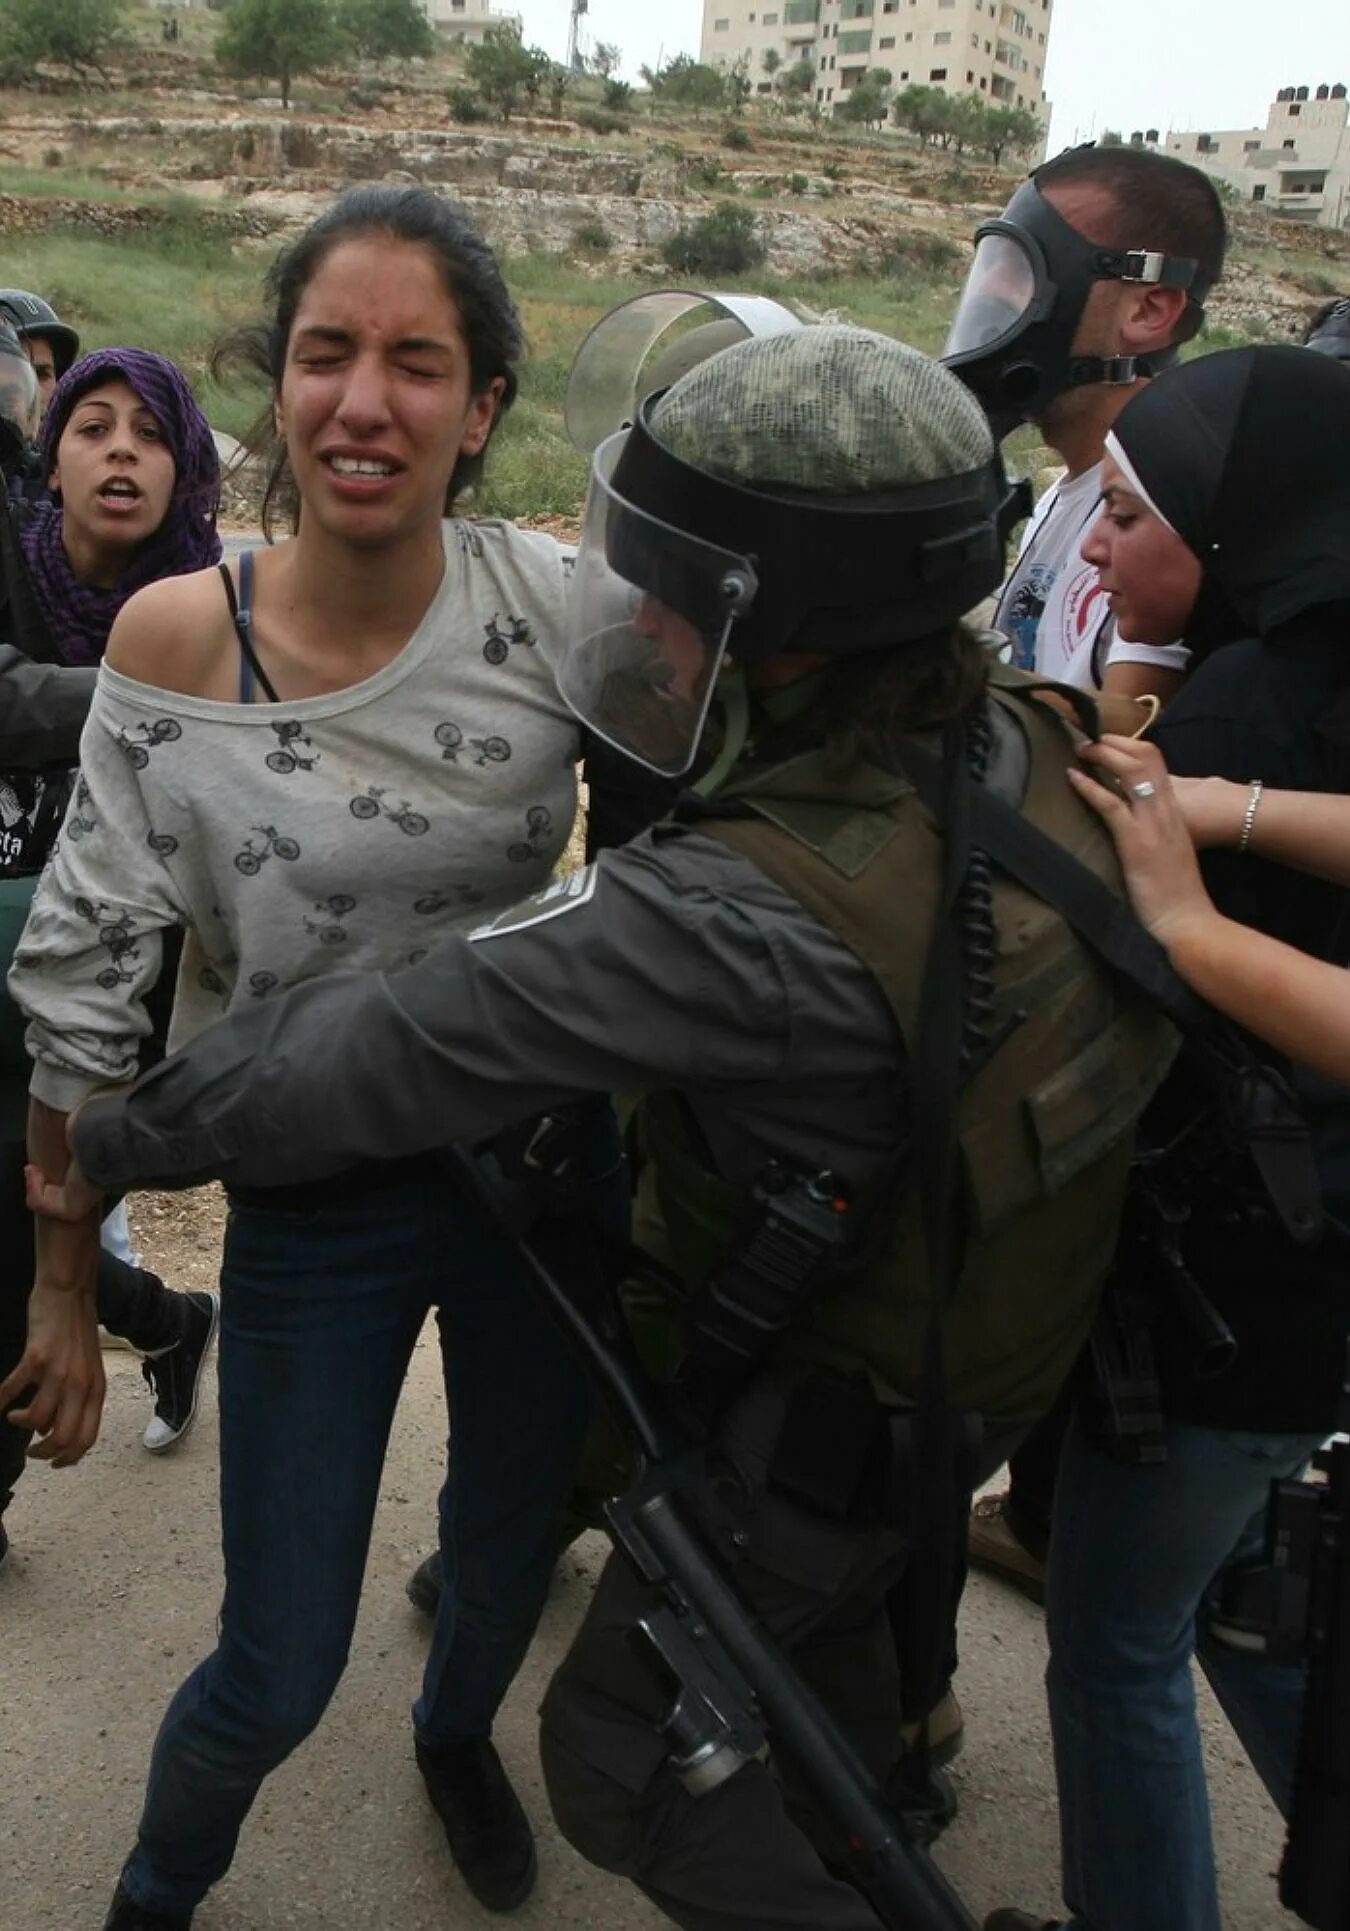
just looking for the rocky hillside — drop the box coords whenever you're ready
[1,89,1344,341]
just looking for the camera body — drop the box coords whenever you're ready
[1208,1464,1328,1664]
[1208,1433,1350,1930]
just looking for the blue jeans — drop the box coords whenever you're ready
[1047,1415,1322,1931]
[122,1138,620,1918]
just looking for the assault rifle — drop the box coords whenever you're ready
[447,1136,977,1931]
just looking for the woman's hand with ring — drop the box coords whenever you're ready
[1068,736,1223,953]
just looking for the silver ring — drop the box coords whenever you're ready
[1130,780,1158,801]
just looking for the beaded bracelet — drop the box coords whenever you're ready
[1237,779,1265,855]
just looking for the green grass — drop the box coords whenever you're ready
[0,235,988,519]
[0,228,263,436]
[0,164,191,205]
[474,255,669,520]
[478,255,971,521]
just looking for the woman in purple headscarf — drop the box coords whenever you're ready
[21,346,222,664]
[0,349,223,1569]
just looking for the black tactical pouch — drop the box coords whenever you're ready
[768,1370,907,1528]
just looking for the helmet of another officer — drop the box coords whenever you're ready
[0,290,80,380]
[0,318,40,449]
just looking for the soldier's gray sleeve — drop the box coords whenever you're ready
[0,648,96,765]
[74,830,895,1194]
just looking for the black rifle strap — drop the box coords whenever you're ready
[903,721,982,1725]
[891,735,1211,1031]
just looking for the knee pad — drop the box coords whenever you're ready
[540,1713,650,1877]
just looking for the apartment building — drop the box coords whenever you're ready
[1163,83,1350,231]
[423,0,522,39]
[699,0,1053,121]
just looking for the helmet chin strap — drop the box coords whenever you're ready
[691,665,752,800]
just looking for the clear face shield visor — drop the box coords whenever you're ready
[552,433,759,777]
[943,230,1045,361]
[0,338,39,444]
[564,290,805,456]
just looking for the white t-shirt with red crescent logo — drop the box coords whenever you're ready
[994,461,1190,692]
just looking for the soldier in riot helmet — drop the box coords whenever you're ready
[0,319,40,465]
[35,328,1180,1930]
[0,290,80,419]
[0,316,71,725]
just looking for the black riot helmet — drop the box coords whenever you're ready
[552,326,1009,776]
[1305,298,1350,362]
[0,318,40,477]
[0,289,80,378]
[944,161,1218,441]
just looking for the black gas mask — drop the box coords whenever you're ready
[943,175,1213,441]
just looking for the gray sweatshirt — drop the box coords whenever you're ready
[11,519,581,1111]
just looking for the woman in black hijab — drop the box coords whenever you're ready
[1097,340,1350,667]
[991,345,1350,1931]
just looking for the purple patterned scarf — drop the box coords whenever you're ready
[19,347,222,666]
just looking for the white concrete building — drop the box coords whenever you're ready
[424,0,523,41]
[699,0,1053,122]
[1163,82,1350,231]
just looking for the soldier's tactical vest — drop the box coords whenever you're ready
[640,679,1179,1439]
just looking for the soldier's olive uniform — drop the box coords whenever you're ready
[75,674,1175,1930]
[70,328,1178,1929]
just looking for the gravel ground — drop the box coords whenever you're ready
[1,1188,1302,1930]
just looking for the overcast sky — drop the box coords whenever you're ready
[516,0,1349,148]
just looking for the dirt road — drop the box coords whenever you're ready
[2,1189,1301,1930]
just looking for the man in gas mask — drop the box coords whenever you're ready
[945,144,1226,698]
[944,144,1226,1600]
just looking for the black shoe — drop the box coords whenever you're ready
[0,1517,8,1572]
[407,1548,444,1618]
[103,1879,193,1928]
[416,1736,537,1912]
[141,1291,219,1454]
[887,1760,959,1847]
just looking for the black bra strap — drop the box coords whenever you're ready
[218,553,280,706]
